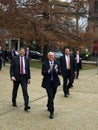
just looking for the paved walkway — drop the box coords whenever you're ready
[0,65,98,130]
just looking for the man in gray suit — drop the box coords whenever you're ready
[10,48,31,111]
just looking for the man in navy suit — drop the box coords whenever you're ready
[60,48,77,97]
[74,50,82,79]
[41,52,61,119]
[10,48,31,111]
[25,47,31,60]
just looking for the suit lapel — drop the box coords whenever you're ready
[17,56,20,69]
[47,61,50,68]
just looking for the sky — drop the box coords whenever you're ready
[59,0,88,31]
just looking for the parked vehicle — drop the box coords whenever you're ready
[30,50,42,59]
[54,51,63,60]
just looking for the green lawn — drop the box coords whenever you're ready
[30,60,97,70]
[30,60,42,69]
[82,63,96,70]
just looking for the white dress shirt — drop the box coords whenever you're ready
[65,55,70,69]
[76,54,79,63]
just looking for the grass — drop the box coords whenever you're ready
[82,63,96,70]
[30,60,42,69]
[30,60,97,70]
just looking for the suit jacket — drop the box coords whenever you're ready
[59,54,76,77]
[9,50,17,60]
[74,54,82,69]
[25,50,32,60]
[41,60,61,89]
[0,50,3,61]
[10,55,31,81]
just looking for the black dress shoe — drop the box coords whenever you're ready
[24,106,31,111]
[71,85,74,87]
[64,94,68,97]
[69,85,73,88]
[12,102,17,107]
[70,85,74,88]
[47,108,49,111]
[49,113,54,119]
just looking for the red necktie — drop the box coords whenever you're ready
[20,57,24,74]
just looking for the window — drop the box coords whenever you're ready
[95,1,98,12]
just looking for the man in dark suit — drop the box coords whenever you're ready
[60,48,77,97]
[74,50,82,79]
[41,52,61,119]
[10,48,31,111]
[9,48,17,61]
[2,48,8,66]
[25,47,31,60]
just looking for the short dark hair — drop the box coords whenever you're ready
[19,47,25,51]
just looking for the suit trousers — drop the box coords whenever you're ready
[12,74,29,107]
[63,70,74,94]
[0,59,2,70]
[76,63,80,78]
[46,81,57,114]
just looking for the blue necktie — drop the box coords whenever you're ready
[51,62,54,81]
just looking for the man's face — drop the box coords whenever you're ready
[77,51,79,54]
[48,52,54,61]
[65,49,70,55]
[26,47,29,51]
[19,49,25,57]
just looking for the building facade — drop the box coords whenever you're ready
[88,0,98,53]
[5,38,21,51]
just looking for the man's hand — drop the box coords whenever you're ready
[11,77,16,81]
[28,79,31,84]
[54,64,58,70]
[74,71,77,79]
[50,64,52,71]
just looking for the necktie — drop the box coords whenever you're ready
[26,51,29,58]
[20,57,24,74]
[67,55,70,70]
[51,62,54,81]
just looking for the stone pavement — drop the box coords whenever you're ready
[0,65,98,130]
